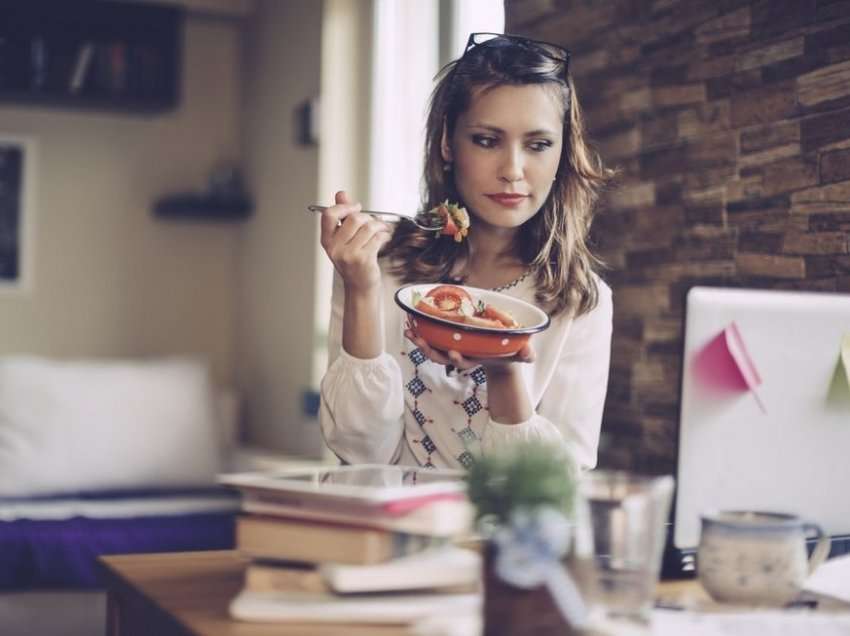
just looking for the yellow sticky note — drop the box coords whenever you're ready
[843,333,850,393]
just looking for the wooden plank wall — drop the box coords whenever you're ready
[506,0,850,474]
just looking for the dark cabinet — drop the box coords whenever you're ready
[0,0,183,114]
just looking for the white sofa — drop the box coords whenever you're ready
[0,355,327,636]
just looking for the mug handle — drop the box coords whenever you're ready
[803,523,831,574]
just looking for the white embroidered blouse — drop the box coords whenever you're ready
[319,264,613,471]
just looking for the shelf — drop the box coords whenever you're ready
[0,0,183,114]
[153,193,253,221]
[0,89,176,114]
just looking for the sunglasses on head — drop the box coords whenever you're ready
[461,32,571,78]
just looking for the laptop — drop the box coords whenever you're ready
[663,286,850,579]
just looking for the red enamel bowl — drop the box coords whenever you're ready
[394,284,550,358]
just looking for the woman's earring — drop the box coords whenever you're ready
[443,162,452,173]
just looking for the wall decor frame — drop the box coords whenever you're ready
[0,135,36,293]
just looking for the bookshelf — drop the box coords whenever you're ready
[0,0,183,114]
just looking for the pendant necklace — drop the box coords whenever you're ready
[491,267,534,292]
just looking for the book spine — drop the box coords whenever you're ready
[246,491,376,515]
[379,492,465,516]
[30,37,47,91]
[388,533,447,561]
[241,488,463,518]
[109,42,127,95]
[241,497,470,537]
[242,500,410,532]
[68,42,94,94]
[236,516,444,566]
[244,564,328,595]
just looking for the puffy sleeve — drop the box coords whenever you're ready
[480,281,613,470]
[319,273,406,464]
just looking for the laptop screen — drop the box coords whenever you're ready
[673,286,850,550]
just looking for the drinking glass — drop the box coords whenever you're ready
[573,470,674,632]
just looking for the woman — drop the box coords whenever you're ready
[318,33,613,471]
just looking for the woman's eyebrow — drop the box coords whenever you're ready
[464,123,503,132]
[465,123,557,137]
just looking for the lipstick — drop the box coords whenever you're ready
[486,193,529,207]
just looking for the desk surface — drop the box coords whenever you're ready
[99,550,714,636]
[101,550,420,636]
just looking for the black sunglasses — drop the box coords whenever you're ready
[461,32,571,78]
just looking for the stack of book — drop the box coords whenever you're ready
[220,465,482,634]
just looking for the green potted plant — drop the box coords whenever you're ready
[465,442,591,636]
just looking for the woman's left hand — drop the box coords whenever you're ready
[403,321,536,372]
[404,321,536,422]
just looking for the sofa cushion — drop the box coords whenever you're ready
[0,512,236,588]
[0,356,223,497]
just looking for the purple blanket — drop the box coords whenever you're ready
[0,513,235,589]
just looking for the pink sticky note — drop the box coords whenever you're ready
[842,334,850,393]
[693,322,765,412]
[724,322,762,390]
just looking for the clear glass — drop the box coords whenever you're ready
[571,470,674,632]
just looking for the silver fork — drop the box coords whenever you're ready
[307,205,444,232]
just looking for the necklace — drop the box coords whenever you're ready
[491,267,534,292]
[446,267,534,292]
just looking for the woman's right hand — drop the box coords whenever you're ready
[319,191,392,295]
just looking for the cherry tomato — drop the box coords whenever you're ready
[441,216,459,237]
[415,299,460,322]
[426,285,472,311]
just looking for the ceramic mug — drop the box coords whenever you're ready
[697,510,831,606]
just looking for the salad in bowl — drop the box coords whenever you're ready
[395,284,550,358]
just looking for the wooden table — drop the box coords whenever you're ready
[100,550,428,636]
[96,550,818,636]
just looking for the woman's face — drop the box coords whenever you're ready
[445,83,564,233]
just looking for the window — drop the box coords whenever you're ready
[312,0,504,395]
[368,0,503,213]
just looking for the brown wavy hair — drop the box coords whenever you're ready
[382,36,613,318]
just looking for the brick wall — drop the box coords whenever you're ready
[506,0,850,474]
